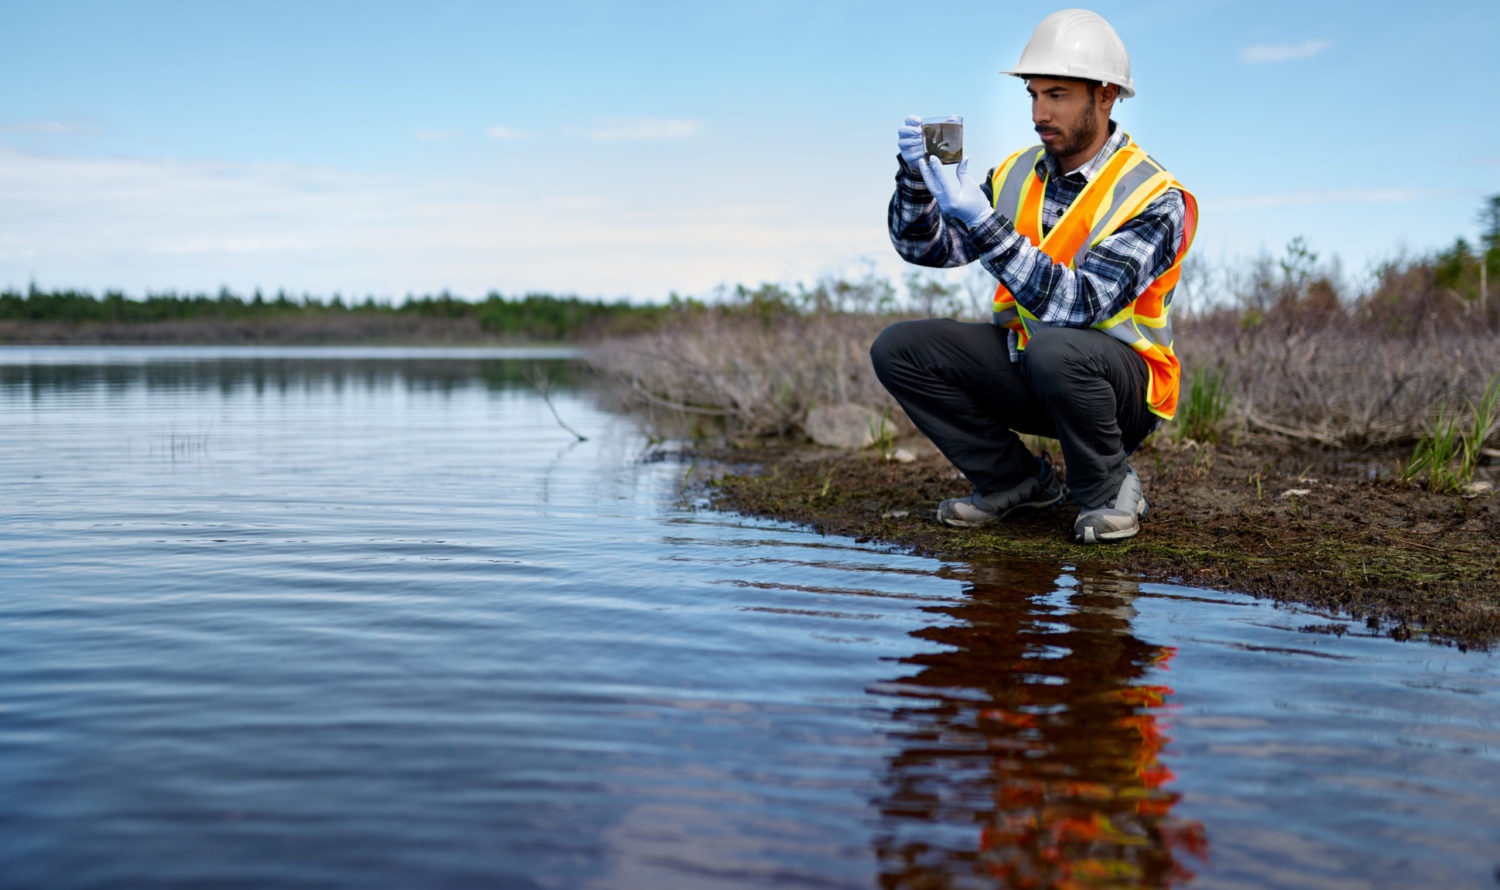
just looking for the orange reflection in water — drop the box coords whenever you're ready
[875,565,1208,889]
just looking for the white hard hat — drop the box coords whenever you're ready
[1001,8,1135,99]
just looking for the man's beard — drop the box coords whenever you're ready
[1038,91,1099,159]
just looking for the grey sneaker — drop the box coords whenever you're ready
[937,456,1064,528]
[1073,468,1148,544]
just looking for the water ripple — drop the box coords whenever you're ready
[3,348,1499,889]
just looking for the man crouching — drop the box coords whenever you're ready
[871,8,1198,544]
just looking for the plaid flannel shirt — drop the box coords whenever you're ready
[888,124,1186,360]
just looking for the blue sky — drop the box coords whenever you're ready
[3,0,1496,304]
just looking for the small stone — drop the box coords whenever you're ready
[804,403,879,449]
[891,448,916,463]
[881,510,910,519]
[1462,480,1494,498]
[1279,488,1312,499]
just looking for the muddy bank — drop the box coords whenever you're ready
[695,437,1500,647]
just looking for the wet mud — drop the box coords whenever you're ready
[695,437,1500,647]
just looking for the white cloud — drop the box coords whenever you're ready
[0,147,870,300]
[569,117,701,143]
[486,125,524,141]
[1241,39,1332,63]
[0,120,92,136]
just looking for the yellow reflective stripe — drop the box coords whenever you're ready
[1102,319,1154,352]
[990,146,1045,222]
[988,154,1022,210]
[1041,145,1139,259]
[1078,152,1156,250]
[1088,149,1150,230]
[1098,302,1134,328]
[1132,311,1170,330]
[1090,170,1172,250]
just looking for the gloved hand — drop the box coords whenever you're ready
[897,115,927,168]
[918,157,993,228]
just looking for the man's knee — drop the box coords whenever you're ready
[1021,327,1093,391]
[870,318,941,376]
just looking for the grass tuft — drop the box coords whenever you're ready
[1401,372,1499,492]
[1176,365,1231,444]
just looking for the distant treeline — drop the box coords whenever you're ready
[4,195,1498,345]
[0,286,671,342]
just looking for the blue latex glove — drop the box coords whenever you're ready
[897,115,927,168]
[918,156,993,228]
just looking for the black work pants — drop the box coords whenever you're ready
[869,319,1157,509]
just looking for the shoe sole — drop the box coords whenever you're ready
[937,490,1064,529]
[1074,524,1140,544]
[1072,501,1148,544]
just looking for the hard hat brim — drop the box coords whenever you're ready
[1001,68,1135,100]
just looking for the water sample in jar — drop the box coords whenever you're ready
[921,116,963,164]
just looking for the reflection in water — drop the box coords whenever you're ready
[7,347,1500,888]
[876,565,1208,889]
[0,350,587,398]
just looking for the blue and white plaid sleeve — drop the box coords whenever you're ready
[964,188,1186,327]
[887,156,996,269]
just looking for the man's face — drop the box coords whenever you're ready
[1027,77,1105,162]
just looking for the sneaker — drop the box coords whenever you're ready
[937,455,1064,528]
[1072,468,1148,544]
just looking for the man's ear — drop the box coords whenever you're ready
[1097,83,1119,113]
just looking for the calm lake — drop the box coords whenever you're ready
[3,346,1498,889]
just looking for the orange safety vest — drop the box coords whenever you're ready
[990,139,1197,419]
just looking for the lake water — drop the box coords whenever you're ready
[2,346,1498,890]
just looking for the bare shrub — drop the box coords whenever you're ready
[1176,317,1500,447]
[587,306,906,439]
[596,233,1500,451]
[1176,241,1500,448]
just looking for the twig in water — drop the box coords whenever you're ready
[526,365,588,442]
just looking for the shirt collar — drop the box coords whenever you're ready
[1036,121,1127,183]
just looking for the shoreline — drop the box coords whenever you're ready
[7,333,1497,644]
[694,436,1500,647]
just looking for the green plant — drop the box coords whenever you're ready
[868,406,894,458]
[1468,371,1499,462]
[1403,404,1468,492]
[1177,366,1231,444]
[1401,372,1499,492]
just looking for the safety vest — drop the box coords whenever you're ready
[990,139,1197,419]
